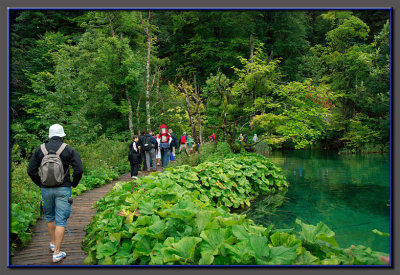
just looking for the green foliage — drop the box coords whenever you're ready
[326,16,370,51]
[340,114,380,152]
[10,123,42,161]
[10,161,41,255]
[249,77,334,149]
[10,10,390,153]
[300,12,390,151]
[82,154,388,265]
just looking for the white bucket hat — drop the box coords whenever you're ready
[49,124,66,138]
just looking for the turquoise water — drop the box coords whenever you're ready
[247,150,391,254]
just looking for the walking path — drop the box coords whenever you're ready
[10,168,160,266]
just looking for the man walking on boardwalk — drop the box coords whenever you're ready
[27,124,83,263]
[143,129,158,172]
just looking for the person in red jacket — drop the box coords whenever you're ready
[209,133,216,142]
[179,132,189,155]
[157,124,172,169]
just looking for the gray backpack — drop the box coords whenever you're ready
[39,143,68,187]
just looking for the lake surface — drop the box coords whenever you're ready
[247,150,391,254]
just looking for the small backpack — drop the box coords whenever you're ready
[159,134,170,150]
[39,143,68,187]
[143,136,153,151]
[180,136,186,144]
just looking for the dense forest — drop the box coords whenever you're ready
[10,9,390,158]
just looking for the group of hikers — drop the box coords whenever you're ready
[127,124,175,179]
[127,124,216,179]
[238,133,259,149]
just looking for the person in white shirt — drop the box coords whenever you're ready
[253,134,258,143]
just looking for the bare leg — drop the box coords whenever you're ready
[47,222,56,244]
[54,226,65,254]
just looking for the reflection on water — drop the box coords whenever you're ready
[247,150,390,253]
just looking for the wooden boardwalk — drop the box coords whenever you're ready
[10,167,161,266]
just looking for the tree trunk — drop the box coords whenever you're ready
[230,122,241,153]
[109,13,134,137]
[125,88,134,137]
[141,11,152,129]
[248,35,256,122]
[249,35,254,63]
[136,94,143,135]
[156,68,165,114]
[267,48,274,64]
[248,35,254,74]
[107,12,115,37]
[193,74,202,145]
[180,80,196,142]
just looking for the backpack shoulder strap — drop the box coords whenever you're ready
[40,144,48,155]
[56,143,68,156]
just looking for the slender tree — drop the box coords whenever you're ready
[141,11,152,128]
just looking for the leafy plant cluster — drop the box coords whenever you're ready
[82,154,388,265]
[10,138,130,254]
[71,169,120,197]
[170,153,288,208]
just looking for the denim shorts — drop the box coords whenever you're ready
[41,187,71,227]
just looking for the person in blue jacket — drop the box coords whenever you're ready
[143,129,158,172]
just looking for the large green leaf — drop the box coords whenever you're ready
[270,231,301,249]
[232,224,251,241]
[99,256,113,265]
[108,232,121,245]
[200,228,227,256]
[295,247,320,265]
[198,251,215,265]
[248,235,270,264]
[163,237,202,264]
[143,215,165,239]
[136,214,152,225]
[225,240,253,264]
[115,240,132,258]
[216,214,246,227]
[134,235,157,256]
[83,254,96,265]
[267,245,297,265]
[296,219,339,247]
[194,210,216,233]
[139,201,156,215]
[96,241,118,259]
[149,242,164,265]
[167,199,198,221]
